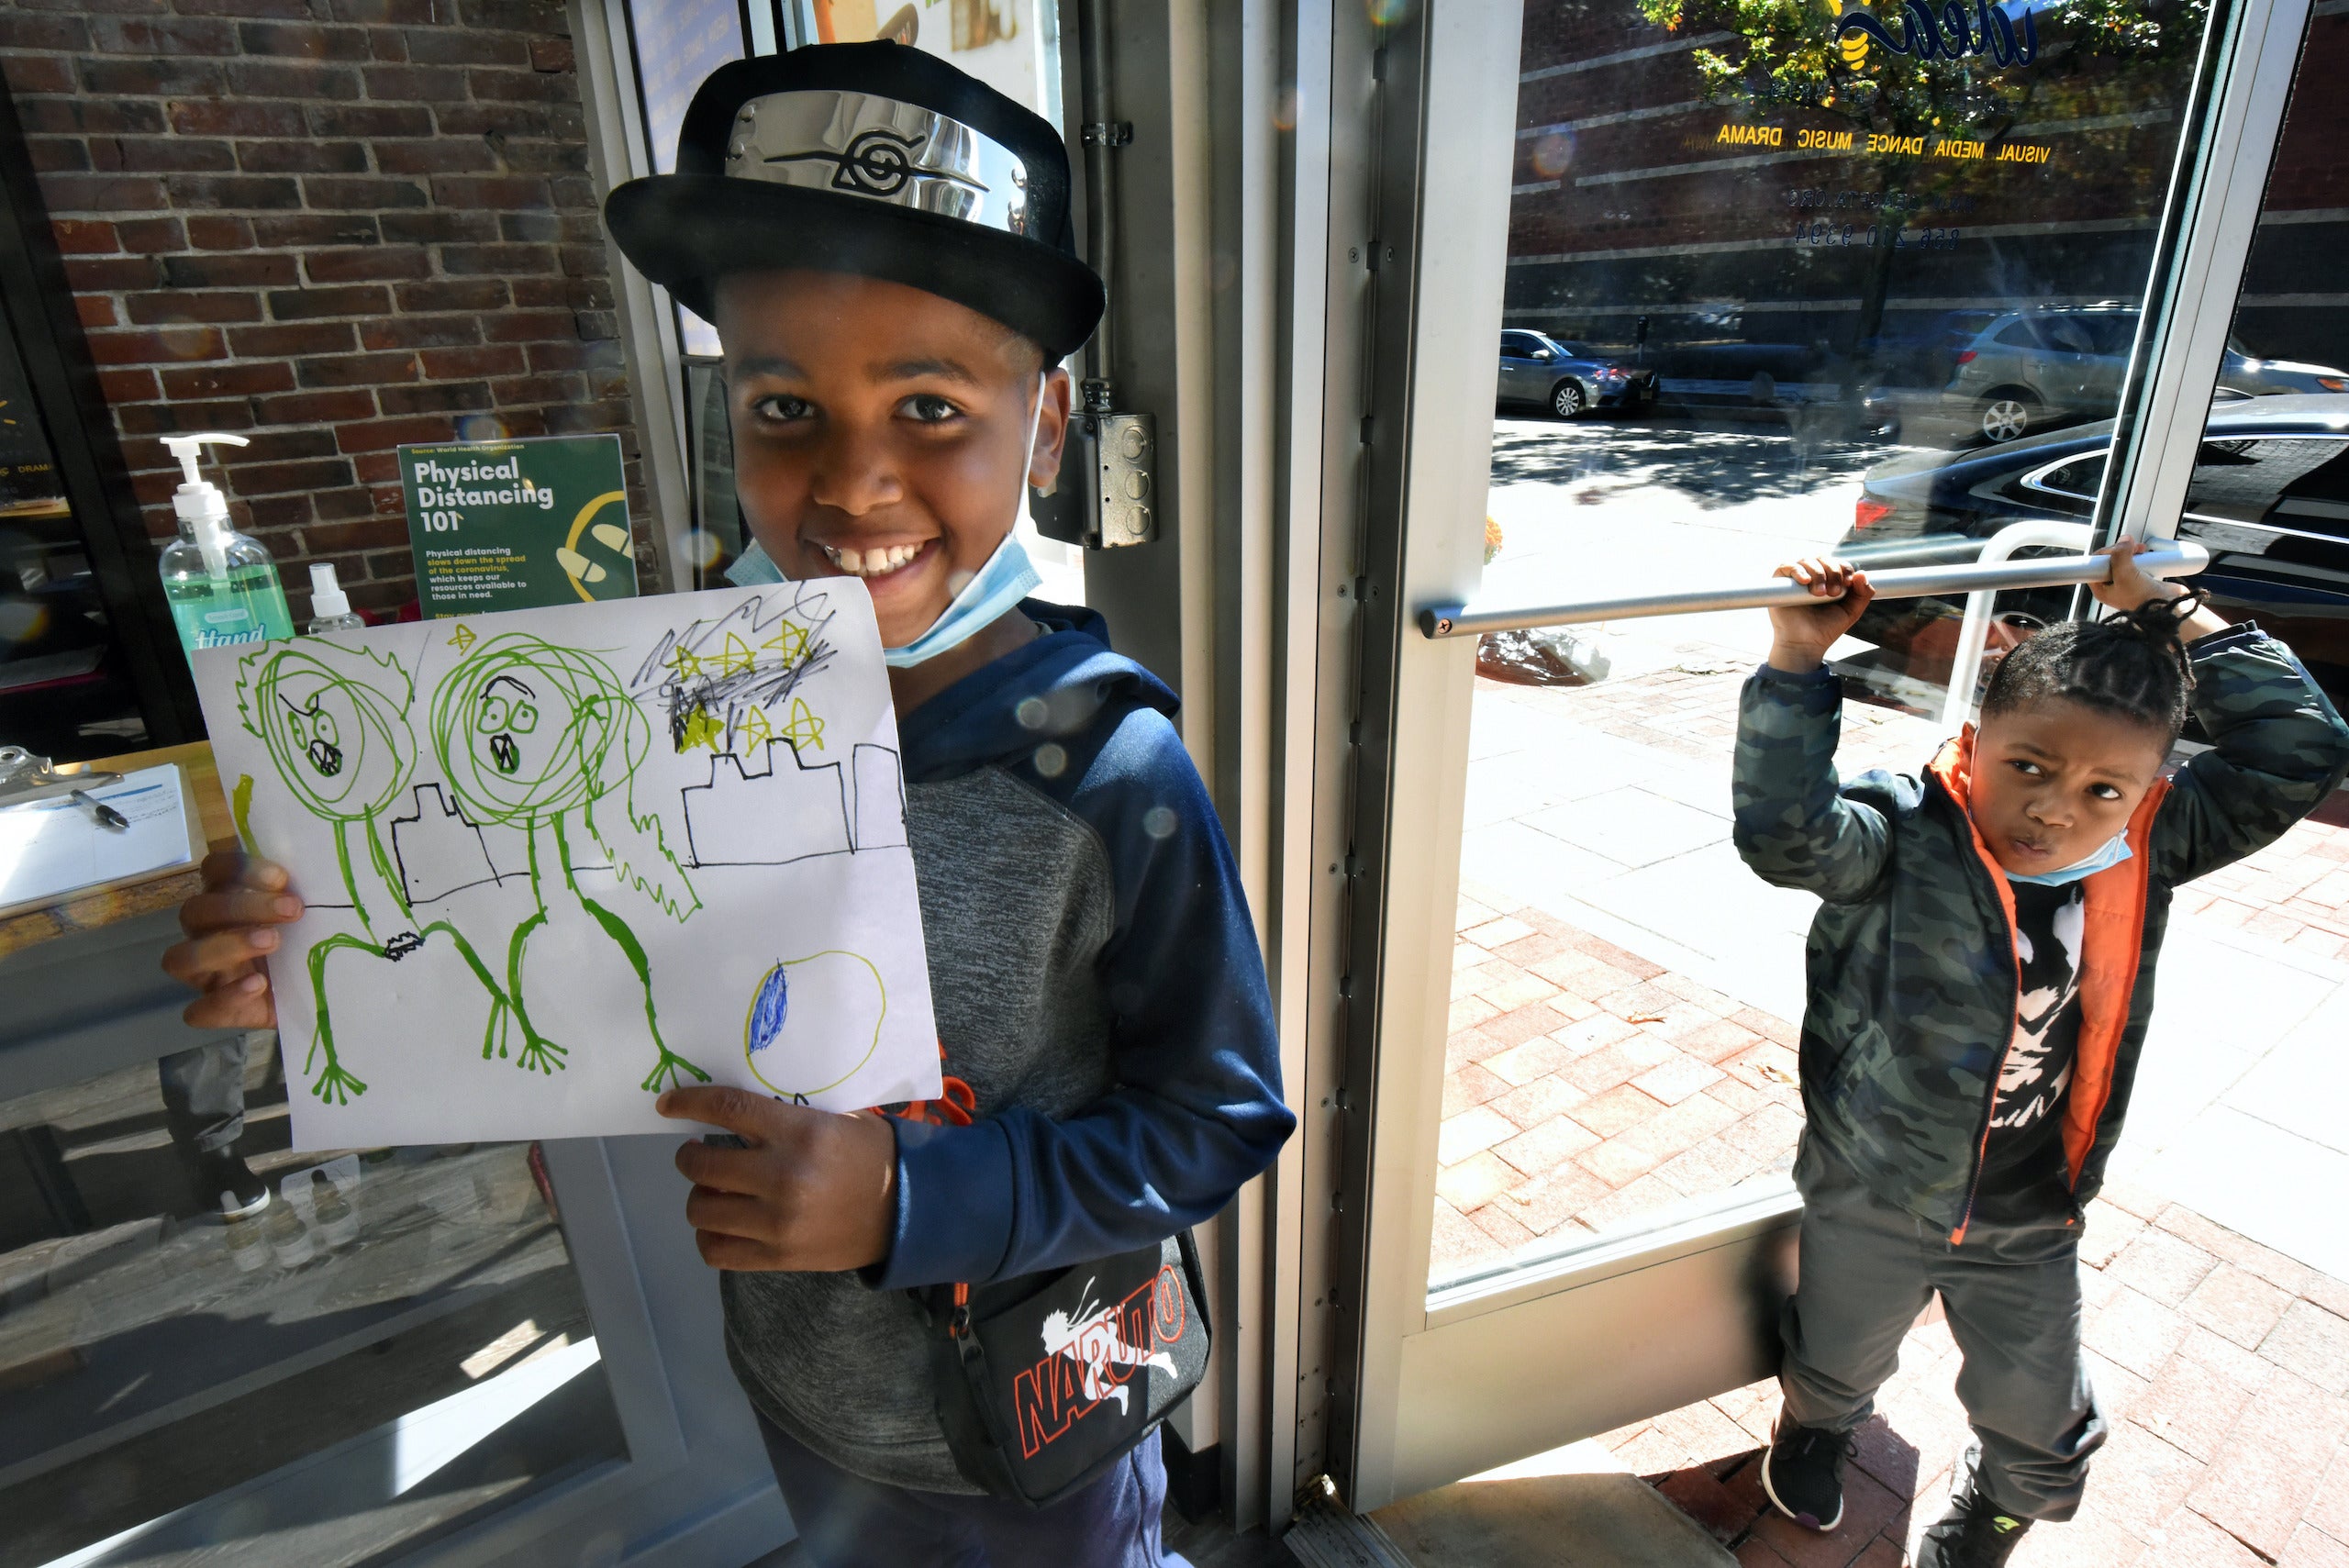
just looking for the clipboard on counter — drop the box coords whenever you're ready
[0,763,206,920]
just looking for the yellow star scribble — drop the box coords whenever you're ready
[739,705,774,750]
[718,632,756,676]
[448,624,477,654]
[779,697,824,752]
[763,620,809,663]
[667,644,704,678]
[677,706,725,751]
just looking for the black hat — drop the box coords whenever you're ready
[604,43,1104,360]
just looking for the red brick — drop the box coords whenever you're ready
[2110,1229,2221,1308]
[88,14,239,51]
[2265,1303,2349,1396]
[19,100,166,137]
[112,217,186,254]
[471,66,570,105]
[253,390,378,425]
[230,321,359,358]
[419,344,525,378]
[58,255,157,293]
[478,308,578,344]
[28,139,94,175]
[39,175,170,214]
[49,219,118,255]
[2,56,75,96]
[96,368,161,405]
[300,517,411,553]
[300,176,429,211]
[2181,1263,2297,1351]
[395,279,508,314]
[185,216,256,250]
[232,459,354,496]
[164,174,305,210]
[126,292,263,326]
[237,139,372,175]
[161,362,296,399]
[304,103,433,138]
[362,63,469,101]
[375,381,495,416]
[266,285,393,321]
[2188,1369,2349,1560]
[401,26,529,65]
[250,214,381,249]
[334,415,458,452]
[2132,1353,2254,1462]
[108,138,239,173]
[0,14,90,49]
[296,352,419,388]
[377,210,501,246]
[169,101,306,139]
[237,19,372,57]
[79,57,228,97]
[162,253,299,289]
[358,316,482,351]
[87,327,228,366]
[374,139,500,175]
[351,451,404,484]
[223,60,362,100]
[76,296,118,328]
[2280,1525,2349,1568]
[304,246,431,284]
[441,243,557,277]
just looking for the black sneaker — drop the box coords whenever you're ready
[201,1150,270,1218]
[1760,1418,1854,1531]
[1916,1475,2032,1567]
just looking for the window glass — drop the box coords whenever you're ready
[2,1045,628,1563]
[2189,5,2349,705]
[1442,0,2232,1287]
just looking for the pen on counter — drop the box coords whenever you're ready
[71,788,129,830]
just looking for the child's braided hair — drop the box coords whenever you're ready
[1980,590,2208,741]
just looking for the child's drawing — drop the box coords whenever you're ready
[191,582,942,1147]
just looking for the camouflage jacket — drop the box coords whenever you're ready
[1732,625,2349,1238]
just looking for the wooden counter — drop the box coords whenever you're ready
[0,742,237,962]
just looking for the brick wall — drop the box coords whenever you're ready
[0,0,661,627]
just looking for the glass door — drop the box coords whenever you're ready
[1315,0,2310,1509]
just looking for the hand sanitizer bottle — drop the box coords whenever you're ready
[305,562,365,634]
[158,432,295,657]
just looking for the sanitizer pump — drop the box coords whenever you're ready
[159,432,294,657]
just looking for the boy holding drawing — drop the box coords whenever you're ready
[166,44,1291,1567]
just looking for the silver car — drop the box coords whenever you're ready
[1948,305,2349,443]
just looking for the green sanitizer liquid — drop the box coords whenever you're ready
[157,432,295,657]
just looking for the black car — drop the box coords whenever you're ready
[1496,329,1657,419]
[1836,394,2349,705]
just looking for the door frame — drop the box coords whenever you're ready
[1301,0,2315,1515]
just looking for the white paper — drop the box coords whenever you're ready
[188,582,941,1149]
[0,764,193,910]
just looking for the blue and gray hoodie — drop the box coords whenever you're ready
[721,601,1295,1493]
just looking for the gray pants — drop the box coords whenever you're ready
[1779,1138,2107,1521]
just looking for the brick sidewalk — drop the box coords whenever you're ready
[1600,1192,2349,1567]
[1437,665,2349,1280]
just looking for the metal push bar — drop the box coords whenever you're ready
[1417,540,2210,639]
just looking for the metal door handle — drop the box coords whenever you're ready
[1419,540,2209,639]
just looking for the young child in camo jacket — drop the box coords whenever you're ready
[166,43,1293,1568]
[1733,544,2349,1567]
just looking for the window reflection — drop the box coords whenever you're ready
[1,1040,626,1566]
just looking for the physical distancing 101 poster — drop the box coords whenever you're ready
[398,434,638,618]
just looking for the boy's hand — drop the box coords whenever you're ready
[1766,557,1874,673]
[658,1086,899,1273]
[2089,539,2230,639]
[162,851,302,1029]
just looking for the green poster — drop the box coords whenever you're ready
[398,434,638,617]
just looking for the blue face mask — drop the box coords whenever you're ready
[725,373,1050,668]
[2004,830,2134,886]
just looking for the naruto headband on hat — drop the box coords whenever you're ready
[726,90,1032,237]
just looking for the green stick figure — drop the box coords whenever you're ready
[236,641,510,1105]
[430,634,709,1093]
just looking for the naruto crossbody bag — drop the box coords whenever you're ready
[917,1230,1211,1507]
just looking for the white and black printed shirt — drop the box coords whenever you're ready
[1974,880,2086,1224]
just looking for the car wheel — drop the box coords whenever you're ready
[1552,381,1586,419]
[1977,392,2039,443]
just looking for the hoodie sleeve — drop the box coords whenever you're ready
[872,704,1296,1290]
[1731,662,1894,904]
[2149,623,2349,886]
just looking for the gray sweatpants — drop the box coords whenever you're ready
[1778,1138,2108,1521]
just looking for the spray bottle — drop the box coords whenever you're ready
[306,562,365,634]
[158,432,294,657]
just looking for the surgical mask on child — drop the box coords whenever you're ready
[2002,829,2133,887]
[726,373,1050,669]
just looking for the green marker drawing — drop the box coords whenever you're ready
[429,633,709,1094]
[236,640,509,1105]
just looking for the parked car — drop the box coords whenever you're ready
[1496,329,1657,419]
[1945,306,2349,444]
[1837,393,2349,706]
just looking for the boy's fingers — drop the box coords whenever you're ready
[655,1084,798,1142]
[691,1229,785,1272]
[673,1136,774,1194]
[162,928,280,987]
[182,974,273,1030]
[684,1184,777,1241]
[179,886,304,938]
